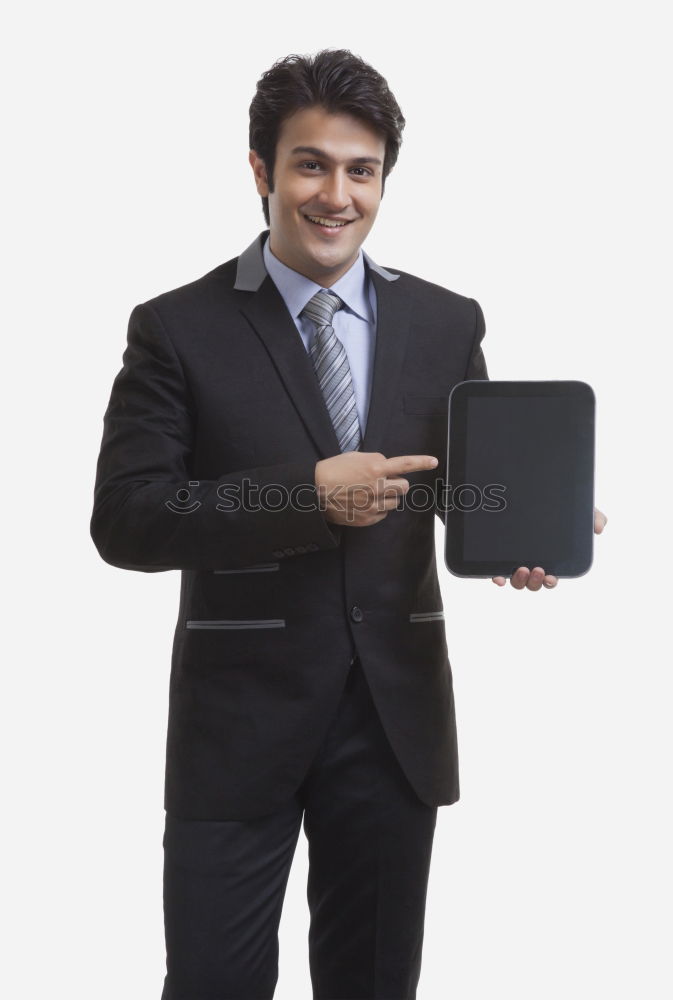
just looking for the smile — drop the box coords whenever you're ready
[304,215,353,228]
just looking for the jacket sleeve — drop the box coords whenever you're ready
[90,301,341,572]
[464,298,489,382]
[435,297,489,525]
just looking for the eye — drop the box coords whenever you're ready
[297,161,373,177]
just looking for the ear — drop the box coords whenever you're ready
[248,150,270,197]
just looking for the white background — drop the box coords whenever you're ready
[3,2,671,997]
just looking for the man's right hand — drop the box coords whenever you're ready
[314,452,439,527]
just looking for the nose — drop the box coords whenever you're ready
[317,169,351,211]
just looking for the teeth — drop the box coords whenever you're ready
[307,215,348,228]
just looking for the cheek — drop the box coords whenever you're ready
[272,175,304,209]
[358,187,380,212]
[289,176,319,205]
[359,199,380,225]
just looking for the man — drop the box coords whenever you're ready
[91,49,606,999]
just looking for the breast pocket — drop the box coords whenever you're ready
[386,394,449,456]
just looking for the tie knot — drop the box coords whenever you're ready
[300,289,344,329]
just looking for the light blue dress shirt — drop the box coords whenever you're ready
[262,234,377,436]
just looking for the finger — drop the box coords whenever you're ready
[542,575,558,588]
[527,567,545,591]
[375,476,410,499]
[374,494,407,512]
[350,489,407,515]
[511,567,530,590]
[492,576,506,586]
[594,507,608,533]
[383,455,439,476]
[349,511,389,527]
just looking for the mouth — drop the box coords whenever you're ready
[304,214,355,235]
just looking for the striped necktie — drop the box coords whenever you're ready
[301,289,362,453]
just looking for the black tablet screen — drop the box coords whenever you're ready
[445,382,595,577]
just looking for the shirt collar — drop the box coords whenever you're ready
[262,233,372,323]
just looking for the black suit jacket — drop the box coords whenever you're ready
[90,229,489,820]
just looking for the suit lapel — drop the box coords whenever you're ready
[235,231,412,460]
[359,266,411,455]
[239,271,342,459]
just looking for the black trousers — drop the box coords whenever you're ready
[161,656,438,999]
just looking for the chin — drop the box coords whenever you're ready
[306,245,343,264]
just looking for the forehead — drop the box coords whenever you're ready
[276,106,385,162]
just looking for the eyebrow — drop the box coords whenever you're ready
[290,145,383,166]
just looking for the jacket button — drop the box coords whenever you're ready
[350,606,364,623]
[272,550,285,558]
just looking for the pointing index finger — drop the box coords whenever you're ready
[383,455,439,476]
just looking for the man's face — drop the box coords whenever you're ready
[249,105,386,286]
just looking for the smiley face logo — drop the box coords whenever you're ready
[165,481,202,514]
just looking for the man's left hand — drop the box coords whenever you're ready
[491,506,608,590]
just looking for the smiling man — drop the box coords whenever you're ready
[91,48,605,1000]
[251,105,385,286]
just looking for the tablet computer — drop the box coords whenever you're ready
[443,380,595,578]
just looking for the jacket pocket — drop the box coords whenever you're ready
[185,618,286,630]
[409,611,445,623]
[213,563,280,574]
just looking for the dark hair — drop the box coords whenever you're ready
[248,49,406,225]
